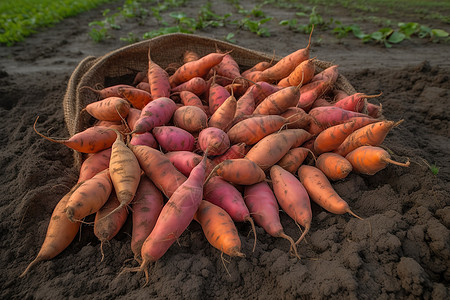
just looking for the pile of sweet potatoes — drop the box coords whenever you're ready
[23,33,410,283]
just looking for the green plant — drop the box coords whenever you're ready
[120,0,149,19]
[238,17,273,37]
[120,32,140,44]
[225,32,236,43]
[196,2,231,30]
[331,19,449,47]
[236,2,267,18]
[88,22,110,42]
[280,6,328,34]
[142,11,196,39]
[88,9,121,42]
[0,0,113,46]
[429,163,440,176]
[421,158,440,176]
[361,27,406,48]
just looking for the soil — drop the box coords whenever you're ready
[1,1,449,299]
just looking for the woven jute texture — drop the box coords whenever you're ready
[63,33,356,168]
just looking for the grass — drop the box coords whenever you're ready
[1,0,449,46]
[301,0,450,17]
[421,158,440,176]
[0,0,117,46]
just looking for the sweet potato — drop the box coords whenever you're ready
[252,85,301,116]
[244,181,298,257]
[276,147,310,174]
[334,120,402,157]
[203,176,257,251]
[131,174,164,260]
[147,49,171,99]
[152,126,195,152]
[169,52,228,87]
[85,97,130,122]
[165,151,215,177]
[194,200,244,258]
[34,118,116,154]
[118,87,152,110]
[131,145,187,198]
[211,143,246,165]
[65,169,113,222]
[205,158,266,186]
[137,154,207,283]
[173,105,208,133]
[270,165,312,245]
[171,77,208,96]
[198,127,230,156]
[130,97,178,134]
[245,129,312,170]
[315,152,353,181]
[257,28,313,82]
[106,129,141,220]
[208,82,231,115]
[94,191,128,261]
[20,183,83,277]
[130,132,158,148]
[208,95,237,131]
[227,115,289,145]
[345,145,410,175]
[298,165,362,219]
[78,148,112,183]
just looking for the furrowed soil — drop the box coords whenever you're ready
[0,1,449,299]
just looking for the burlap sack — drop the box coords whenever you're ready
[63,33,357,168]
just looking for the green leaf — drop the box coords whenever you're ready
[225,32,235,43]
[418,25,431,38]
[362,34,372,43]
[378,27,393,35]
[169,12,186,20]
[388,31,405,43]
[370,31,384,41]
[295,12,308,17]
[431,29,449,38]
[259,17,272,25]
[351,25,365,39]
[398,22,419,38]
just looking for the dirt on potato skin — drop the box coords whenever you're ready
[0,1,449,299]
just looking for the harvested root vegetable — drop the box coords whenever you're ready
[94,191,128,261]
[271,165,312,245]
[345,145,410,175]
[315,152,353,181]
[244,181,299,257]
[131,175,164,261]
[20,183,83,277]
[205,158,266,185]
[194,200,245,258]
[298,165,362,219]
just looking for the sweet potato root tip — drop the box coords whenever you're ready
[294,223,310,246]
[229,248,245,258]
[278,232,299,259]
[33,116,64,144]
[346,208,364,220]
[20,256,41,278]
[383,156,410,168]
[393,119,404,127]
[100,241,106,262]
[307,24,314,50]
[80,85,101,98]
[245,216,257,253]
